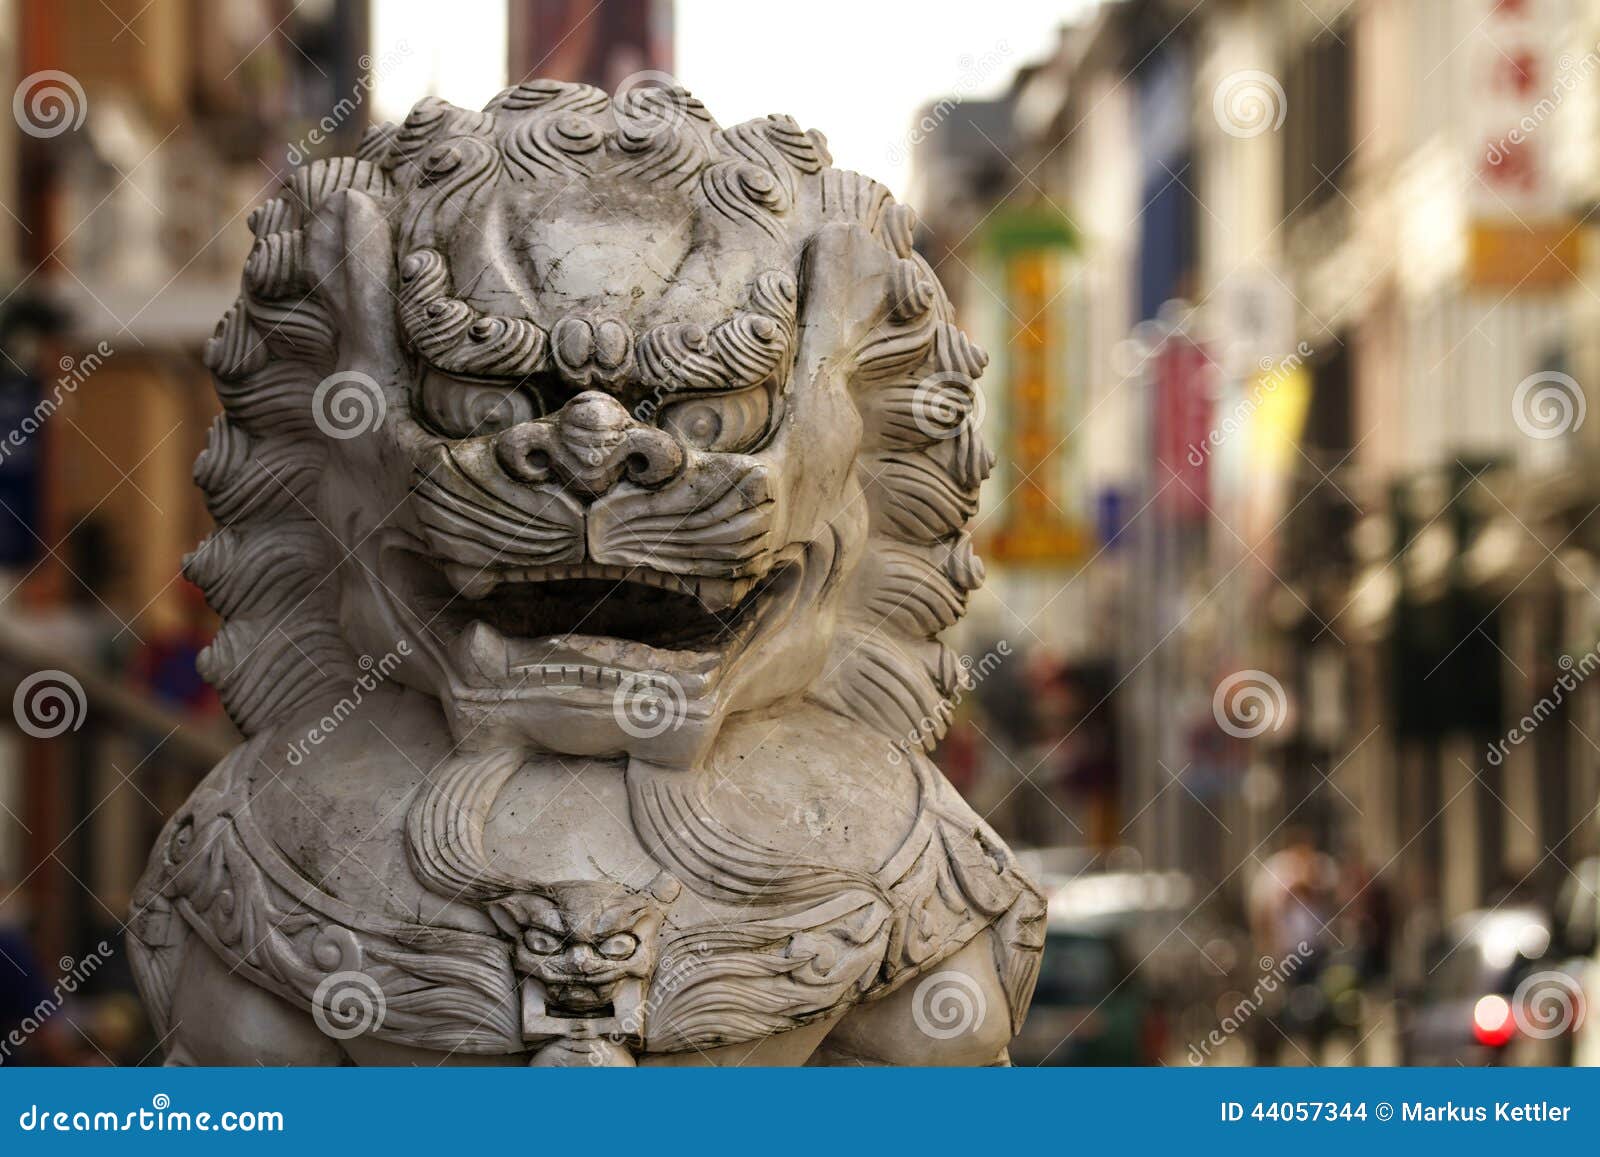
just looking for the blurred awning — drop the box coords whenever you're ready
[49,276,238,347]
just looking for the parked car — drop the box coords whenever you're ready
[1556,858,1600,1066]
[1401,906,1585,1066]
[1010,870,1233,1065]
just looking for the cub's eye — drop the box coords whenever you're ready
[523,929,563,954]
[597,933,639,960]
[419,367,541,438]
[657,383,773,453]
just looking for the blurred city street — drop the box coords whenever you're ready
[0,0,1597,1066]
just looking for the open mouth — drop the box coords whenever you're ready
[442,567,755,651]
[394,554,794,691]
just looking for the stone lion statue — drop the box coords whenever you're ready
[128,80,1045,1065]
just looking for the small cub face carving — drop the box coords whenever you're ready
[489,879,672,1015]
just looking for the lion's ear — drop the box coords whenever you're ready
[793,223,898,376]
[303,188,400,364]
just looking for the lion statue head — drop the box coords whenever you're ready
[188,79,990,771]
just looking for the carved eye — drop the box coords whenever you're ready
[523,929,563,954]
[419,367,541,438]
[597,933,639,960]
[657,383,772,453]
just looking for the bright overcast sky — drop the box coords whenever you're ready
[371,0,1083,200]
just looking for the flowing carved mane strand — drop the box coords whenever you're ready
[190,155,396,735]
[189,82,992,747]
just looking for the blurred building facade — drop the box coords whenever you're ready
[914,0,1600,987]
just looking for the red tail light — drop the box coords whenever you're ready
[1472,994,1515,1047]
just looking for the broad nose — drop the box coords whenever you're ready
[494,391,683,499]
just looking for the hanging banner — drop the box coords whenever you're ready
[981,206,1085,565]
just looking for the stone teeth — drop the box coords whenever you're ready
[446,564,500,599]
[692,576,754,612]
[452,620,509,684]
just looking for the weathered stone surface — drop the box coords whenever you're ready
[128,81,1044,1065]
